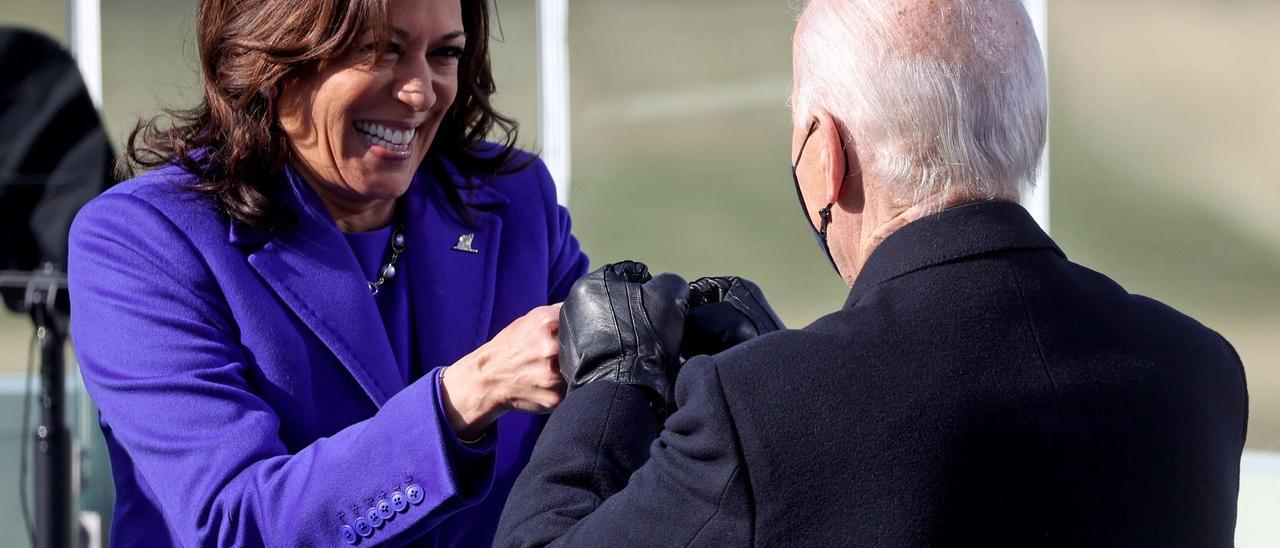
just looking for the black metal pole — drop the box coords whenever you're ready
[31,287,71,548]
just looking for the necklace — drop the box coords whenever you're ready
[368,224,407,295]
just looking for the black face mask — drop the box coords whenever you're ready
[791,120,839,277]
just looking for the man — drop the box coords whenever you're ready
[496,0,1248,545]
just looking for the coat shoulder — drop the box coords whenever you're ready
[704,310,859,389]
[70,164,236,290]
[76,163,224,235]
[445,144,560,209]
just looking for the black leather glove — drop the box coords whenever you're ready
[681,276,785,359]
[559,261,689,408]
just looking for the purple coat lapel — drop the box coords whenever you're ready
[403,160,508,370]
[233,167,404,406]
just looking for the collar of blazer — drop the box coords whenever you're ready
[228,157,509,407]
[845,201,1065,309]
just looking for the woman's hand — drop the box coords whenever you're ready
[438,304,566,440]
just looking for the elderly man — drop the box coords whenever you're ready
[496,0,1248,546]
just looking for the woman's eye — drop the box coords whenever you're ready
[354,42,403,62]
[432,47,465,60]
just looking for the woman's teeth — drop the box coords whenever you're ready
[355,121,416,153]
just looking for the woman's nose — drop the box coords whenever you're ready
[395,65,436,112]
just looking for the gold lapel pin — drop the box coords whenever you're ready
[452,233,479,254]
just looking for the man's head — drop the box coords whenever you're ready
[790,0,1047,284]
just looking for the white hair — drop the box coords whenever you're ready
[791,0,1048,209]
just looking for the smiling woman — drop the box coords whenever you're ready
[277,0,468,231]
[124,0,518,232]
[67,0,589,545]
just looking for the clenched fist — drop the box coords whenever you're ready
[558,261,689,408]
[682,276,784,359]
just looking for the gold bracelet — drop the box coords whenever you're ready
[439,366,486,445]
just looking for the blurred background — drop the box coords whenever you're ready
[2,0,1276,545]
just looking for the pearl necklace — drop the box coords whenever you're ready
[368,224,407,295]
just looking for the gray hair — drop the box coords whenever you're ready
[791,0,1048,209]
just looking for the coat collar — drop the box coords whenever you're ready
[845,201,1064,308]
[228,159,507,407]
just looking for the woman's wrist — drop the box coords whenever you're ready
[438,351,504,441]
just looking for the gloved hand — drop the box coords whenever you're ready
[681,276,785,359]
[559,261,689,408]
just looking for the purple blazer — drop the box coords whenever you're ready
[68,149,589,546]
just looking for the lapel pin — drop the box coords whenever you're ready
[452,233,479,254]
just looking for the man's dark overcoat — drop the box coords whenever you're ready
[497,201,1248,547]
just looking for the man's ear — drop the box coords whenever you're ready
[810,108,845,205]
[811,108,864,210]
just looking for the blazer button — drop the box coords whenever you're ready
[354,517,373,538]
[365,507,384,528]
[405,484,425,505]
[377,499,395,520]
[340,525,359,545]
[391,491,408,512]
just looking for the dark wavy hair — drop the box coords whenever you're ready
[122,0,520,229]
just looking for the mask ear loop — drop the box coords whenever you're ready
[793,117,842,276]
[817,121,843,241]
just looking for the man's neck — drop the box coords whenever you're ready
[847,192,987,283]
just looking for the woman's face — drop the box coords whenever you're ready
[278,0,464,224]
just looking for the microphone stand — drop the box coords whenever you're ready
[1,266,72,548]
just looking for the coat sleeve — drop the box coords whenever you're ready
[494,358,752,547]
[69,191,497,547]
[532,157,589,303]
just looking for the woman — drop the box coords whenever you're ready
[67,0,587,545]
